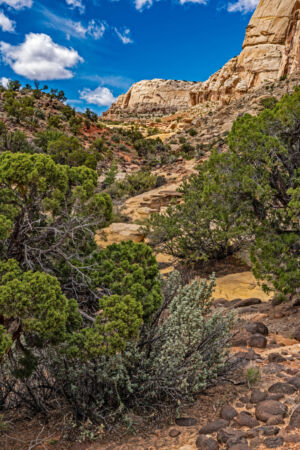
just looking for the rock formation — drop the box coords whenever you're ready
[104,0,300,118]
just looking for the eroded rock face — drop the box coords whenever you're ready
[104,0,300,118]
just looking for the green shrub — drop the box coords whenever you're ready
[47,135,99,169]
[91,241,162,322]
[260,97,278,110]
[188,128,198,136]
[47,115,61,128]
[109,170,161,198]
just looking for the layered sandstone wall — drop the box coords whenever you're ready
[104,0,300,119]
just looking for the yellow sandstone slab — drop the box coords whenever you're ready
[214,271,272,301]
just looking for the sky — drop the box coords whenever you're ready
[0,0,259,113]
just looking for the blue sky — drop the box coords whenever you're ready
[0,0,259,113]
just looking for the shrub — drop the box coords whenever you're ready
[188,128,198,136]
[47,115,61,128]
[47,135,99,169]
[0,270,233,424]
[260,97,278,110]
[109,170,160,198]
[69,116,82,135]
[91,241,162,322]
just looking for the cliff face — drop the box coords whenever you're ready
[104,0,300,118]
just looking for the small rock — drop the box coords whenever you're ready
[175,417,197,427]
[245,322,268,336]
[280,431,300,443]
[234,298,262,308]
[169,429,181,437]
[250,389,267,404]
[268,353,286,363]
[268,382,296,394]
[293,326,300,341]
[287,376,300,390]
[264,436,284,448]
[227,444,250,450]
[196,435,218,450]
[290,405,300,428]
[255,400,287,422]
[199,419,229,434]
[234,411,259,428]
[220,405,238,421]
[258,426,279,436]
[263,363,284,375]
[248,334,267,349]
[217,428,245,444]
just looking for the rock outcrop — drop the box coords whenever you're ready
[104,0,300,118]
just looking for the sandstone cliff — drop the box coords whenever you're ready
[104,0,300,118]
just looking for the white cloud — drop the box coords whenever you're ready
[0,33,83,80]
[0,10,15,31]
[85,74,133,90]
[0,0,32,9]
[179,0,207,3]
[0,76,10,87]
[134,0,207,10]
[115,28,133,44]
[80,86,115,107]
[135,0,152,10]
[228,0,259,13]
[66,0,84,14]
[40,7,106,41]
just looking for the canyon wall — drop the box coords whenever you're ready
[104,0,300,118]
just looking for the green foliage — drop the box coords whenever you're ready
[91,241,162,322]
[8,80,21,91]
[4,93,35,124]
[0,123,33,154]
[147,88,300,296]
[260,96,278,110]
[34,128,63,151]
[0,259,81,358]
[246,367,260,387]
[47,115,61,128]
[108,170,160,198]
[188,128,198,136]
[69,115,82,135]
[0,151,112,300]
[47,135,99,169]
[104,161,118,186]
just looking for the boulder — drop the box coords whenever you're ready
[250,389,267,404]
[268,382,296,394]
[199,419,229,434]
[293,326,300,342]
[220,405,238,421]
[196,435,218,449]
[255,400,287,422]
[175,417,197,427]
[248,334,267,349]
[290,405,300,428]
[234,411,259,428]
[245,322,268,336]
